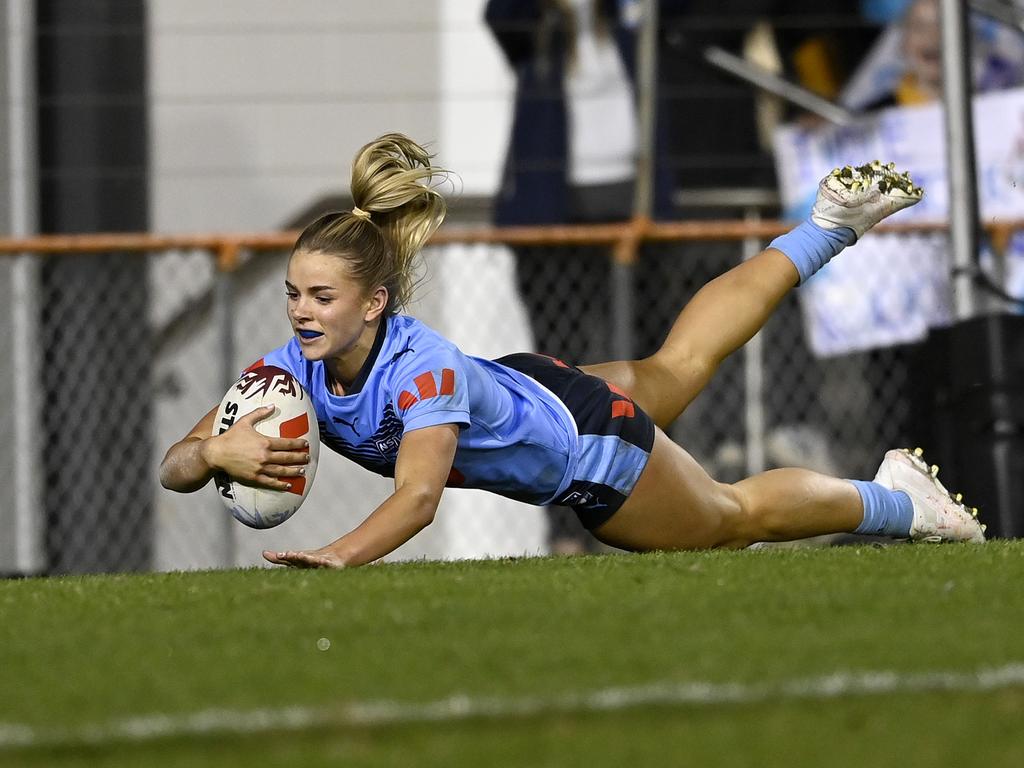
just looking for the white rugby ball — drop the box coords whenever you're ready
[211,364,320,529]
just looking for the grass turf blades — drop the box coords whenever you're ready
[2,543,1023,766]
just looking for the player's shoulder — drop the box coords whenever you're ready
[383,316,472,427]
[244,337,315,387]
[389,314,456,348]
[383,315,464,369]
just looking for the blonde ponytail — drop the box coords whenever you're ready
[292,133,450,314]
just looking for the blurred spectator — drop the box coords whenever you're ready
[485,0,678,229]
[486,0,680,553]
[796,0,1024,476]
[844,0,1024,111]
[898,0,944,104]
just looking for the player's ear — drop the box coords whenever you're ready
[364,286,388,322]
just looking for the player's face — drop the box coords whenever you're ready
[285,249,385,362]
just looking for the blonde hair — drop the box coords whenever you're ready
[293,133,449,314]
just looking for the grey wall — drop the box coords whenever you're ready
[148,0,445,232]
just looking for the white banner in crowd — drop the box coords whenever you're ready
[774,87,1024,357]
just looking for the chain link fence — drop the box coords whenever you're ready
[2,213,987,573]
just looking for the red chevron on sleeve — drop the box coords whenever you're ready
[399,369,457,412]
[440,368,455,396]
[397,390,419,411]
[414,371,438,400]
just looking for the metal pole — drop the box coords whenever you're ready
[940,0,981,319]
[3,0,43,575]
[11,256,42,572]
[703,46,857,126]
[611,249,636,361]
[633,0,659,221]
[742,207,766,476]
[613,0,660,362]
[215,263,237,568]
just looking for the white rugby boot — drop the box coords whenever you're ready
[811,161,923,240]
[872,447,986,543]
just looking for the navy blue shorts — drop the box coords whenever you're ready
[495,353,656,529]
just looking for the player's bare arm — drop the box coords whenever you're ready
[160,404,309,493]
[264,422,459,568]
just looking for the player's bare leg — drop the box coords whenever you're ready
[591,429,863,550]
[582,162,923,428]
[582,165,983,550]
[581,247,797,428]
[592,429,984,551]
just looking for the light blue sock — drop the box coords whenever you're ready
[769,219,857,284]
[848,480,914,537]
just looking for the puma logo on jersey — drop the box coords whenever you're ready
[332,415,360,436]
[397,369,456,412]
[388,344,415,365]
[317,401,404,474]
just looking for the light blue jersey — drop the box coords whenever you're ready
[250,315,578,505]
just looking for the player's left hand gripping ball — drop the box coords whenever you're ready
[212,365,320,528]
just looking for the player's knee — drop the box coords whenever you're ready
[709,482,758,548]
[652,344,715,385]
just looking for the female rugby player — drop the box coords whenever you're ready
[160,134,985,568]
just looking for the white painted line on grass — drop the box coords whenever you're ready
[3,662,1024,750]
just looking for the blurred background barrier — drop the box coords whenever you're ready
[1,213,1021,573]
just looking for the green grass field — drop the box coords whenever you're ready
[2,543,1024,767]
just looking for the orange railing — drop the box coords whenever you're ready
[2,219,1021,270]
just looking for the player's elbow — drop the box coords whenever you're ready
[158,462,177,492]
[400,482,443,525]
[159,440,210,493]
[413,488,442,526]
[159,464,202,494]
[158,453,185,492]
